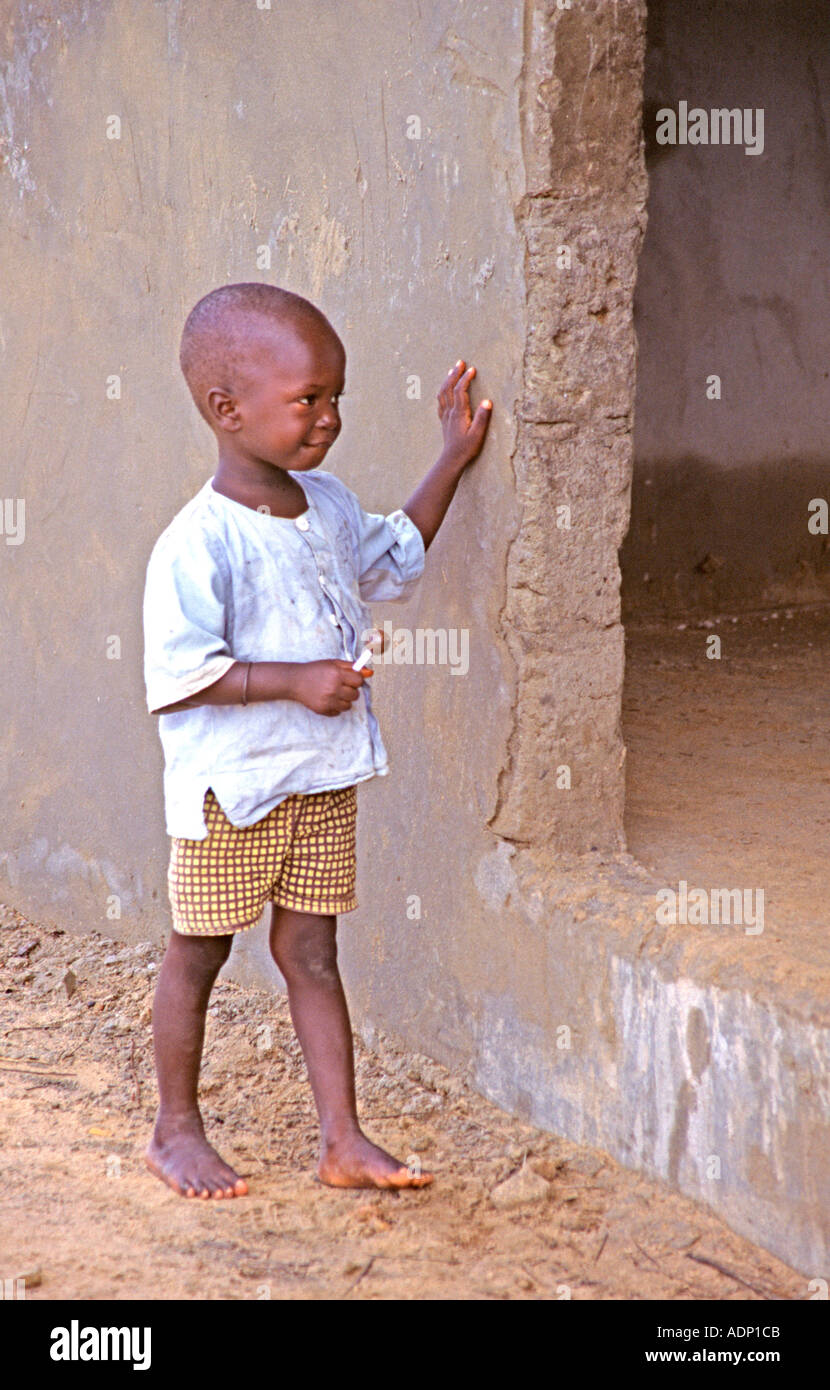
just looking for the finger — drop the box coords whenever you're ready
[453,365,476,401]
[439,360,466,407]
[444,362,467,397]
[338,668,368,687]
[335,681,361,702]
[468,400,493,445]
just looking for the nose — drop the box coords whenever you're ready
[317,400,340,433]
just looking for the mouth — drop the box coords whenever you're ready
[302,439,334,450]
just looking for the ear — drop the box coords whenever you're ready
[206,387,242,432]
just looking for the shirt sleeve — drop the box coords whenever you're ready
[142,525,237,714]
[328,476,426,602]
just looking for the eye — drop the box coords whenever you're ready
[297,391,344,405]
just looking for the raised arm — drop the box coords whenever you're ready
[401,360,491,551]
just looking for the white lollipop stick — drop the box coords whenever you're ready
[352,628,382,671]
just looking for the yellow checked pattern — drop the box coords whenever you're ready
[168,784,358,935]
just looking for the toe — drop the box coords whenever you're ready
[397,1165,433,1188]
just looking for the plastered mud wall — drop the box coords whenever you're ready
[2,2,826,1277]
[0,0,526,944]
[341,0,649,1146]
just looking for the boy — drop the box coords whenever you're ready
[142,282,491,1198]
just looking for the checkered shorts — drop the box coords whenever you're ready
[167,784,358,935]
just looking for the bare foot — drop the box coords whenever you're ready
[317,1129,434,1189]
[145,1114,249,1199]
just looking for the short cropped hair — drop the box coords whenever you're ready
[179,283,333,422]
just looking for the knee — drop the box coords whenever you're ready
[271,925,339,985]
[166,930,233,982]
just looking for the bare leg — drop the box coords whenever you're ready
[269,905,433,1189]
[145,930,249,1199]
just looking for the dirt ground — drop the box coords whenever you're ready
[623,605,830,975]
[0,902,809,1301]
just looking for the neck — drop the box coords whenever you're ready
[212,451,307,514]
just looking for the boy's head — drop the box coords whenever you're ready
[179,282,346,472]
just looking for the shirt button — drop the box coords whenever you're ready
[295,515,310,531]
[328,613,339,625]
[318,572,326,585]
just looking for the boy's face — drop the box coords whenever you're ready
[211,318,346,472]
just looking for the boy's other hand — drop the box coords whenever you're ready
[293,658,372,716]
[437,360,492,468]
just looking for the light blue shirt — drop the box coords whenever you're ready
[142,470,426,839]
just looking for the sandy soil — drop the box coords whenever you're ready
[623,605,830,975]
[0,903,809,1301]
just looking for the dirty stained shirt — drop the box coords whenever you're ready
[142,470,426,840]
